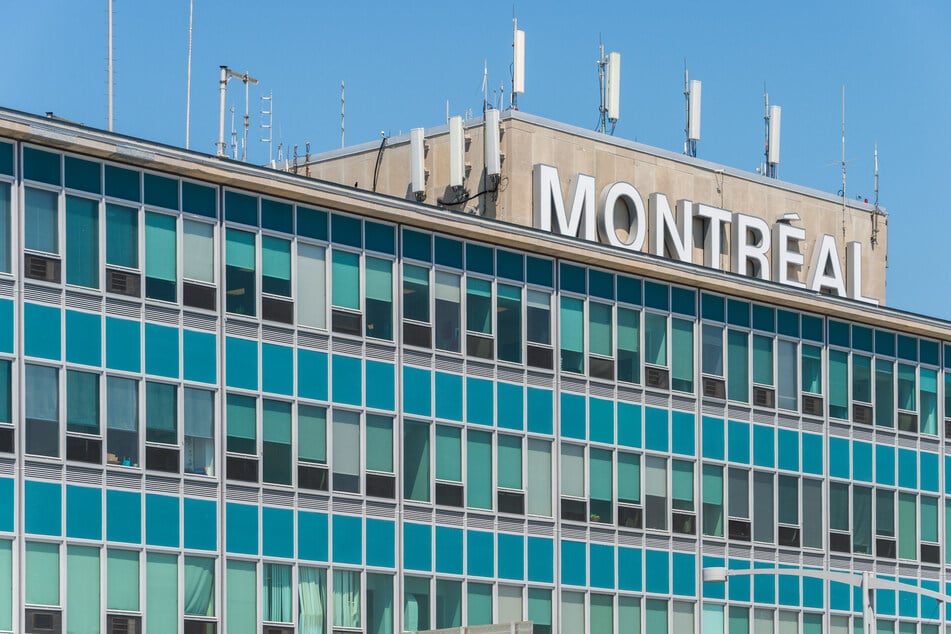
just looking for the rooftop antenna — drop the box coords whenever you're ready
[871,143,880,246]
[764,91,781,178]
[340,81,345,148]
[511,17,525,110]
[684,65,701,156]
[217,66,259,158]
[229,105,237,160]
[185,0,194,148]
[260,92,273,164]
[107,0,114,131]
[840,85,847,236]
[482,59,489,114]
[596,39,620,134]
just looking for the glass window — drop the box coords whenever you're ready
[261,236,291,297]
[561,591,584,633]
[702,324,724,376]
[618,451,641,505]
[403,264,430,323]
[560,443,585,499]
[730,606,750,634]
[436,579,462,629]
[646,598,668,632]
[26,541,59,606]
[672,459,694,512]
[753,472,774,543]
[145,381,177,445]
[404,576,429,631]
[497,284,522,363]
[226,394,256,455]
[0,183,9,273]
[226,559,256,634]
[66,370,99,434]
[829,482,850,532]
[332,410,360,493]
[896,364,915,412]
[671,318,694,392]
[527,439,552,516]
[262,400,292,486]
[528,588,553,634]
[146,553,178,633]
[145,211,177,302]
[183,556,215,617]
[467,430,492,509]
[403,420,430,502]
[728,467,750,520]
[802,478,823,549]
[801,344,822,395]
[777,475,798,526]
[852,354,872,403]
[297,243,326,329]
[591,593,614,634]
[897,492,916,559]
[107,548,139,611]
[365,257,392,340]
[560,296,584,373]
[184,387,215,476]
[645,455,668,530]
[466,278,493,335]
[619,596,641,634]
[498,434,523,490]
[366,414,393,473]
[435,425,461,482]
[298,404,326,465]
[853,486,872,554]
[106,376,139,467]
[468,583,493,626]
[921,496,938,543]
[644,312,667,366]
[617,307,641,383]
[226,228,256,315]
[26,364,59,457]
[332,250,360,310]
[703,464,724,537]
[0,360,9,426]
[589,301,613,357]
[66,545,99,634]
[920,369,937,435]
[727,330,750,402]
[876,489,894,537]
[590,448,613,523]
[332,570,360,629]
[183,219,214,282]
[24,187,59,254]
[829,350,849,419]
[106,203,139,269]
[875,359,894,428]
[777,340,798,410]
[262,563,293,623]
[434,272,461,352]
[752,334,773,385]
[366,573,392,634]
[65,195,99,288]
[526,289,551,345]
[499,585,523,625]
[298,567,325,633]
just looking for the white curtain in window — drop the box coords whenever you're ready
[183,219,215,282]
[297,243,327,329]
[107,377,138,431]
[264,563,292,623]
[332,570,360,628]
[298,567,325,634]
[184,388,214,439]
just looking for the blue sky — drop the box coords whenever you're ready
[2,1,949,319]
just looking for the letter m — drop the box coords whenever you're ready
[533,164,596,240]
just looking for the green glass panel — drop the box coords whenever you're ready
[920,496,938,543]
[853,486,872,554]
[262,235,291,296]
[146,212,177,281]
[106,203,139,268]
[403,576,429,631]
[67,545,100,633]
[297,404,326,463]
[672,460,694,510]
[66,370,99,433]
[226,228,255,269]
[105,164,141,202]
[646,598,668,633]
[589,447,612,502]
[332,250,360,309]
[497,434,522,489]
[752,335,773,385]
[435,425,461,481]
[26,541,59,605]
[920,368,937,435]
[0,361,9,425]
[107,548,140,610]
[466,278,492,334]
[0,142,12,176]
[727,329,749,402]
[261,198,293,233]
[876,489,894,537]
[227,394,256,451]
[619,596,642,634]
[227,559,257,634]
[467,430,492,509]
[366,415,393,472]
[23,147,61,185]
[403,264,429,322]
[801,344,822,395]
[467,583,493,626]
[365,257,393,302]
[145,381,177,443]
[875,359,894,428]
[0,540,11,630]
[65,195,99,287]
[65,155,101,194]
[263,399,291,444]
[436,579,462,628]
[897,364,916,411]
[618,452,641,503]
[729,606,749,634]
[182,181,217,218]
[404,421,430,502]
[262,563,293,623]
[777,475,798,525]
[0,183,10,272]
[146,553,178,634]
[184,556,215,616]
[527,588,552,626]
[671,318,694,392]
[703,464,723,505]
[560,296,584,354]
[644,312,667,366]
[829,482,850,531]
[590,594,614,634]
[617,307,640,383]
[853,355,872,402]
[226,191,258,225]
[898,492,916,559]
[589,302,613,357]
[829,350,849,418]
[144,173,179,209]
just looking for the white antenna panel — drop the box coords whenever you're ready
[513,29,526,94]
[688,79,702,140]
[768,105,781,164]
[410,128,426,196]
[606,52,621,122]
[484,109,501,177]
[449,116,465,188]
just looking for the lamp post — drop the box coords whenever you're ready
[702,566,947,634]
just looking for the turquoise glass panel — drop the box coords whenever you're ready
[226,503,258,555]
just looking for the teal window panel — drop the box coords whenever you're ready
[331,355,362,406]
[436,526,463,574]
[434,236,463,268]
[65,485,100,540]
[365,518,394,568]
[403,366,431,417]
[618,547,642,592]
[645,407,669,452]
[876,587,896,616]
[589,543,615,590]
[920,452,939,492]
[226,503,258,555]
[527,387,553,435]
[105,316,140,372]
[144,323,179,378]
[467,530,495,578]
[106,489,141,543]
[146,494,179,547]
[25,481,61,536]
[105,164,140,202]
[466,244,494,275]
[0,300,12,354]
[143,173,178,209]
[297,349,328,401]
[24,303,61,360]
[589,397,614,445]
[226,337,258,390]
[921,580,940,622]
[898,449,917,489]
[466,377,494,426]
[671,410,695,456]
[560,540,586,587]
[183,498,217,551]
[853,441,873,482]
[672,552,696,597]
[331,214,361,247]
[617,401,641,448]
[23,146,61,185]
[497,533,524,581]
[560,392,585,439]
[802,576,823,609]
[497,383,524,431]
[727,559,751,602]
[727,420,750,464]
[645,550,669,595]
[364,221,394,254]
[752,425,774,468]
[0,141,11,175]
[829,438,850,479]
[801,432,824,475]
[777,429,799,471]
[435,372,463,421]
[497,250,524,282]
[262,506,294,559]
[402,229,431,262]
[297,511,328,562]
[365,361,394,411]
[0,478,10,532]
[65,310,101,366]
[261,343,293,395]
[332,514,361,564]
[778,569,800,606]
[898,578,917,617]
[182,330,216,384]
[830,579,851,611]
[753,562,775,604]
[876,444,895,486]
[701,416,724,460]
[702,556,725,600]
[644,281,668,311]
[182,181,217,218]
[403,522,432,571]
[527,537,553,584]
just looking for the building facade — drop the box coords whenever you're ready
[0,106,947,634]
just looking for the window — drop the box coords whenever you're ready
[66,370,99,435]
[777,340,798,410]
[802,478,823,549]
[560,296,584,373]
[753,471,774,543]
[145,212,177,302]
[26,364,59,457]
[297,404,327,491]
[26,541,60,606]
[106,203,139,269]
[728,467,750,540]
[777,475,799,546]
[0,183,9,272]
[590,594,614,634]
[671,318,693,392]
[829,481,850,552]
[364,257,392,340]
[404,576,430,631]
[183,219,213,282]
[25,187,59,254]
[853,486,872,555]
[67,545,99,633]
[526,290,551,346]
[560,443,585,522]
[702,464,724,537]
[589,448,612,523]
[467,278,493,359]
[617,307,640,383]
[403,420,430,502]
[332,570,360,630]
[644,312,667,367]
[561,591,584,633]
[436,579,461,629]
[897,493,916,560]
[107,376,139,467]
[852,354,872,402]
[752,334,773,386]
[146,552,178,633]
[672,459,695,534]
[498,434,524,513]
[65,195,99,288]
[617,451,642,529]
[727,330,749,402]
[434,272,461,352]
[527,439,552,517]
[645,455,668,530]
[226,229,255,316]
[297,243,326,329]
[497,284,522,363]
[261,236,291,297]
[184,388,215,476]
[588,301,613,379]
[875,359,894,428]
[145,382,177,445]
[262,400,292,486]
[262,563,293,624]
[366,415,394,499]
[528,588,552,634]
[183,556,215,618]
[332,410,360,494]
[920,368,937,435]
[226,559,256,634]
[467,430,492,509]
[298,567,325,634]
[226,394,257,455]
[801,344,822,395]
[702,324,724,376]
[107,549,139,612]
[366,573,392,634]
[403,264,430,323]
[435,425,462,506]
[828,350,849,419]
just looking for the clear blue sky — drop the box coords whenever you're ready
[2,1,949,319]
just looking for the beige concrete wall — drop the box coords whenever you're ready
[303,113,888,304]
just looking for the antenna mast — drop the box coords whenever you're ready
[230,105,237,160]
[871,143,880,246]
[107,0,113,131]
[260,92,273,165]
[185,0,193,148]
[683,66,700,157]
[340,81,345,148]
[511,18,525,110]
[216,66,258,158]
[763,92,781,178]
[840,85,847,236]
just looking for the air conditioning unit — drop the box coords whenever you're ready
[752,386,775,408]
[645,366,669,390]
[801,394,824,417]
[106,268,141,297]
[852,403,873,425]
[25,609,62,634]
[107,614,141,634]
[702,377,726,400]
[25,254,61,283]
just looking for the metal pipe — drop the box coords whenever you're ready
[185,0,193,149]
[217,65,227,156]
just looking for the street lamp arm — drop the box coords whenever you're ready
[703,566,857,587]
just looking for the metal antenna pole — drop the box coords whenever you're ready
[107,0,113,131]
[511,18,518,111]
[242,72,250,161]
[841,85,847,236]
[230,105,237,160]
[185,0,193,149]
[597,39,607,133]
[763,91,770,177]
[340,81,345,149]
[260,92,273,164]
